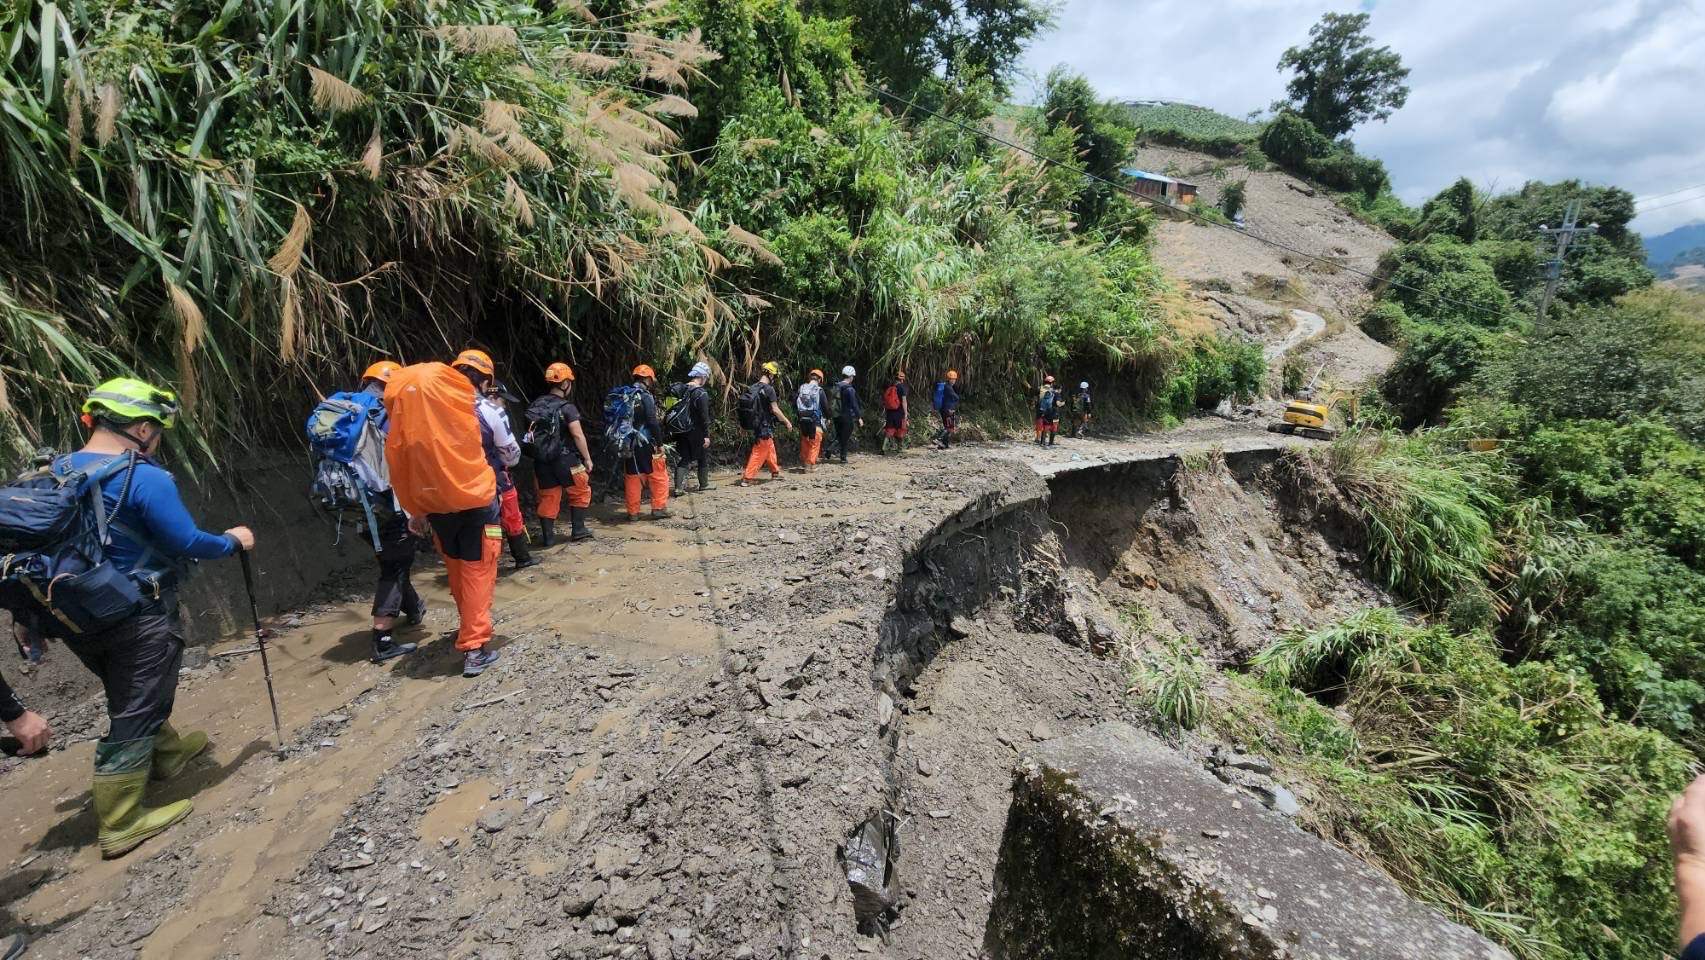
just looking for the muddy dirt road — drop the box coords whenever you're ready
[1,418,1307,959]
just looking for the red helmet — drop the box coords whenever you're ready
[545,362,575,383]
[453,349,495,376]
[361,360,400,384]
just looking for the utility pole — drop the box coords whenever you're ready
[1534,199,1598,327]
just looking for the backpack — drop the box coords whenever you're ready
[383,363,497,517]
[603,385,649,456]
[522,395,568,464]
[884,384,901,412]
[1038,387,1058,416]
[932,382,947,412]
[305,391,389,546]
[0,454,147,639]
[737,383,764,431]
[664,383,698,438]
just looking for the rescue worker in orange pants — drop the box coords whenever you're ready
[386,358,503,678]
[796,369,827,472]
[525,362,595,545]
[738,362,793,486]
[623,365,671,520]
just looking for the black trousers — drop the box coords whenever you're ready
[834,416,856,461]
[675,431,709,483]
[64,607,184,744]
[366,513,420,620]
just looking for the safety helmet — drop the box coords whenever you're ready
[809,368,824,380]
[83,378,179,429]
[1080,381,1089,389]
[946,370,958,381]
[761,361,780,376]
[842,365,856,377]
[361,361,401,385]
[545,362,575,383]
[1044,374,1055,384]
[632,364,656,379]
[453,349,495,376]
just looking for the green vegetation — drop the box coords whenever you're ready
[1274,11,1410,139]
[0,0,1259,465]
[1121,101,1260,156]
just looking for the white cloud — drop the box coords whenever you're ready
[1020,0,1705,237]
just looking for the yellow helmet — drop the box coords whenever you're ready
[82,378,179,428]
[761,361,780,376]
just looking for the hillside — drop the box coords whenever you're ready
[1659,246,1705,290]
[1645,222,1705,266]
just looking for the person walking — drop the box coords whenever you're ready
[622,365,671,520]
[796,369,828,472]
[738,362,792,486]
[1035,374,1061,447]
[931,370,960,450]
[456,355,537,572]
[57,379,253,858]
[1,658,49,955]
[525,362,595,545]
[388,360,503,678]
[881,371,910,454]
[831,366,864,464]
[672,362,715,492]
[348,361,422,663]
[1073,381,1094,438]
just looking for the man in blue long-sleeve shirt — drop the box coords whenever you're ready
[56,378,255,860]
[832,366,864,465]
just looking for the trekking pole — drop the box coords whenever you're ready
[237,550,286,752]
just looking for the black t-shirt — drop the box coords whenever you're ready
[532,396,584,486]
[753,381,779,438]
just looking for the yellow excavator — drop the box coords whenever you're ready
[1268,366,1355,441]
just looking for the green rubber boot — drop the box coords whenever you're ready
[94,737,192,859]
[151,721,209,781]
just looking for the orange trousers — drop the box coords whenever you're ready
[624,454,669,516]
[800,430,822,466]
[536,470,591,519]
[431,513,502,652]
[743,437,781,480]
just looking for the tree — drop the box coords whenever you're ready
[1028,68,1138,230]
[802,0,1056,97]
[1275,12,1410,139]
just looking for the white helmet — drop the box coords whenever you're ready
[1080,381,1089,389]
[842,365,856,377]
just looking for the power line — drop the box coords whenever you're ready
[865,83,1536,328]
[1635,181,1705,206]
[1636,192,1705,216]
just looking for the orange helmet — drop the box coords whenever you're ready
[946,369,958,381]
[361,360,400,384]
[632,364,656,379]
[544,362,575,383]
[1044,374,1055,384]
[809,368,824,380]
[453,349,495,376]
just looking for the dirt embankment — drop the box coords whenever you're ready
[1,422,1409,960]
[1139,143,1397,392]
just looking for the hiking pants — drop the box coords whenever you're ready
[368,513,420,621]
[429,503,501,652]
[834,416,856,463]
[935,410,957,447]
[799,417,823,466]
[536,470,590,519]
[743,436,781,480]
[675,431,709,487]
[624,447,669,516]
[1035,417,1058,435]
[64,605,184,748]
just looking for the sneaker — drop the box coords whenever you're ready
[371,636,418,664]
[736,479,752,488]
[462,647,500,677]
[649,509,672,520]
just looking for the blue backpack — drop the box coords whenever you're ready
[603,385,649,457]
[305,391,388,548]
[1038,387,1058,416]
[0,453,147,638]
[932,381,947,412]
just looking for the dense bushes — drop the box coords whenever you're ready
[1257,112,1388,199]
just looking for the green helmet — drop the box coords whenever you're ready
[82,378,179,429]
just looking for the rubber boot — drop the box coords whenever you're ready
[673,463,687,498]
[539,517,557,548]
[94,737,191,859]
[508,534,541,570]
[1048,432,1056,447]
[569,507,594,542]
[150,721,209,782]
[697,462,715,491]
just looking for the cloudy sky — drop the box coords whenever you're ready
[1018,0,1705,238]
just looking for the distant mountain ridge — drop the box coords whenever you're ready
[1643,222,1705,266]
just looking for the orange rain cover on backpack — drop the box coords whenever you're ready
[383,362,496,517]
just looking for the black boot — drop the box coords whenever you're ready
[508,534,541,569]
[673,464,687,497]
[697,462,715,491]
[1048,432,1056,447]
[539,517,556,548]
[570,507,594,542]
[371,630,417,664]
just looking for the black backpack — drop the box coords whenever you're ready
[737,383,764,431]
[0,453,147,638]
[664,383,698,438]
[522,395,568,464]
